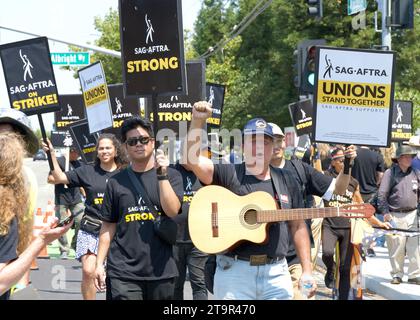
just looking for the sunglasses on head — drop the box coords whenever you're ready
[126,136,152,146]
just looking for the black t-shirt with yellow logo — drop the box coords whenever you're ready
[65,164,120,219]
[100,167,183,281]
[171,163,203,243]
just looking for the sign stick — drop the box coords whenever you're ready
[151,93,163,175]
[37,113,54,170]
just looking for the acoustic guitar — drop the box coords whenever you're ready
[188,185,375,254]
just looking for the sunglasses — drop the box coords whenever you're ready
[126,136,152,146]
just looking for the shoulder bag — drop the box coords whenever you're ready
[126,166,177,245]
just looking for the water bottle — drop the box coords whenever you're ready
[300,274,314,299]
[389,219,397,229]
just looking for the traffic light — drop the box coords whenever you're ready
[391,0,414,29]
[297,39,326,94]
[306,0,323,18]
[293,48,302,89]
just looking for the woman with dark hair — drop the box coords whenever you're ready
[0,133,71,299]
[43,133,127,300]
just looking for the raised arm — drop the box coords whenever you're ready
[334,145,357,195]
[181,101,215,185]
[42,139,70,185]
[156,149,181,217]
[0,219,71,295]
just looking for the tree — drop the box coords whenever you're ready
[91,8,122,84]
[193,0,420,132]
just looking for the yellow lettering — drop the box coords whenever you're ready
[127,61,134,73]
[169,57,178,69]
[83,147,96,154]
[11,94,58,110]
[113,120,124,128]
[126,57,179,73]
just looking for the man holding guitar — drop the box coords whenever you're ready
[183,101,316,300]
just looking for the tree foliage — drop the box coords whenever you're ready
[76,0,419,134]
[92,8,122,84]
[194,0,420,132]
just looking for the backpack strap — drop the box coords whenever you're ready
[290,159,311,207]
[126,166,160,219]
[269,166,291,210]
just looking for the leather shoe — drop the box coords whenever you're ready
[408,277,420,285]
[367,248,376,257]
[391,277,402,284]
[324,270,334,289]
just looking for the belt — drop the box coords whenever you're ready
[225,253,283,266]
[390,208,417,213]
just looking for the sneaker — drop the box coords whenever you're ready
[324,270,334,289]
[367,248,376,257]
[60,252,69,259]
[391,277,402,284]
[407,277,420,285]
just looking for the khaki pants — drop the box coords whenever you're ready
[386,210,420,280]
[311,218,323,269]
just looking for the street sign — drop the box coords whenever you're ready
[50,52,90,65]
[348,0,367,15]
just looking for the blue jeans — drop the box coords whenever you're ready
[374,214,386,247]
[173,243,208,300]
[214,255,293,300]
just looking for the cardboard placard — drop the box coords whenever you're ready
[68,120,98,164]
[147,60,205,137]
[313,47,395,147]
[391,100,413,142]
[54,94,85,130]
[288,99,313,137]
[78,61,113,134]
[0,37,60,115]
[103,84,141,139]
[119,0,186,96]
[50,130,74,148]
[206,83,225,130]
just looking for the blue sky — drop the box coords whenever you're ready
[0,0,201,130]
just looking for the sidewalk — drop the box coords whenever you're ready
[317,245,420,300]
[363,246,420,300]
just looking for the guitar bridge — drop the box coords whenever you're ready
[212,202,219,237]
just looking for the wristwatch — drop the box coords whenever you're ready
[157,174,169,181]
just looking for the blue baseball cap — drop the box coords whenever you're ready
[243,118,274,138]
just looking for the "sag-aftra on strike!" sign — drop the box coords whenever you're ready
[313,47,395,147]
[0,37,60,116]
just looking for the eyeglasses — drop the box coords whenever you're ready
[126,136,152,146]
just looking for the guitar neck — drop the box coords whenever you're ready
[257,207,340,223]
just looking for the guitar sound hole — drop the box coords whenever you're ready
[244,210,257,225]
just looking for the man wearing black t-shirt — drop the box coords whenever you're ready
[351,146,385,203]
[95,117,183,300]
[171,163,208,300]
[183,101,316,300]
[48,148,85,258]
[268,122,356,299]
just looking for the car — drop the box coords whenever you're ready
[33,149,47,161]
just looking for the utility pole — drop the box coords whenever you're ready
[380,0,392,50]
